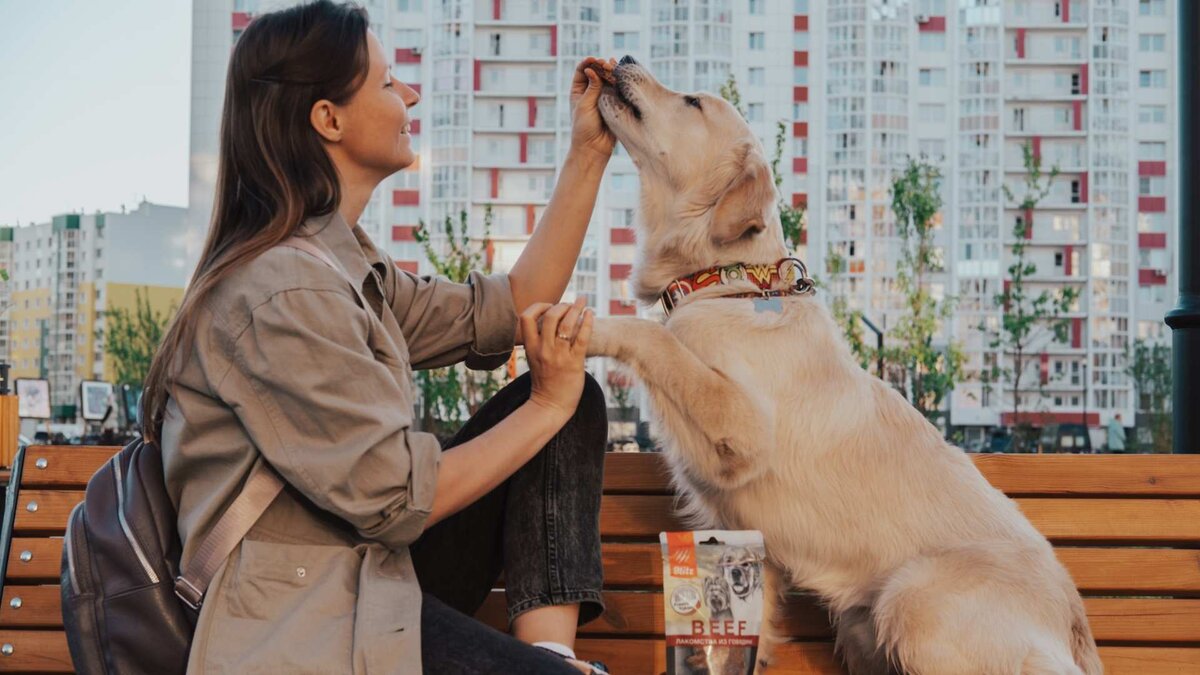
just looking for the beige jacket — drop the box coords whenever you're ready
[160,211,517,673]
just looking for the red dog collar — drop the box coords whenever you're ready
[660,257,816,315]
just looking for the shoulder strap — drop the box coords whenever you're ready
[173,236,358,611]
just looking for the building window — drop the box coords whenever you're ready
[747,103,764,121]
[748,0,764,15]
[1139,0,1166,17]
[793,67,808,85]
[918,32,945,51]
[1138,142,1167,161]
[748,67,765,86]
[919,104,946,122]
[918,68,946,86]
[749,32,765,50]
[793,0,808,12]
[1139,105,1167,124]
[1139,33,1166,52]
[613,31,639,50]
[1139,69,1167,88]
[793,31,809,49]
[613,0,639,14]
[395,0,422,12]
[793,101,809,120]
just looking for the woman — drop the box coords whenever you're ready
[143,2,617,672]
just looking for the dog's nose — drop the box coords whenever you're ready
[619,55,638,66]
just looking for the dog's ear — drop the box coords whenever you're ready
[710,148,776,245]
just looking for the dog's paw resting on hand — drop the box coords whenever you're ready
[584,316,620,358]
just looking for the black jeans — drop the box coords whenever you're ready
[410,372,608,673]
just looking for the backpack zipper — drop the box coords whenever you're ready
[64,501,83,591]
[111,456,160,584]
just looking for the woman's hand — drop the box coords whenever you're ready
[521,298,594,423]
[569,57,617,163]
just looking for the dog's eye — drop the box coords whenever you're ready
[684,95,702,110]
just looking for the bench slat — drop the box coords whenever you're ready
[602,452,1200,497]
[0,630,73,672]
[574,639,1200,675]
[600,495,1200,544]
[16,447,115,488]
[11,491,85,535]
[0,586,62,628]
[478,591,1200,644]
[600,543,1200,596]
[4,539,63,583]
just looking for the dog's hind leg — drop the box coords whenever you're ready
[832,606,901,675]
[586,317,773,488]
[754,563,787,674]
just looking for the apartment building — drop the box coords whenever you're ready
[7,202,188,419]
[192,0,1175,435]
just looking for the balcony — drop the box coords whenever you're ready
[1004,2,1087,28]
[474,0,556,25]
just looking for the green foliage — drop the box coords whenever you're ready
[412,207,509,438]
[981,142,1077,450]
[719,74,806,252]
[1127,341,1172,453]
[104,288,177,386]
[883,158,965,421]
[822,248,874,371]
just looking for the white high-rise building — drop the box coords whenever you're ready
[189,0,1175,437]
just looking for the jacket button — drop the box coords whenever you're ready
[296,567,306,578]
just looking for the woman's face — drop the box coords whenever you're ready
[323,30,420,177]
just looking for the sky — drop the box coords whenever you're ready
[0,1,192,227]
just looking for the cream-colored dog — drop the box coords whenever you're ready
[589,56,1102,675]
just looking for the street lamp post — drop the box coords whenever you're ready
[1167,1,1200,454]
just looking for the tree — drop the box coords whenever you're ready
[982,142,1078,451]
[104,288,177,386]
[1127,342,1172,453]
[822,247,874,371]
[884,158,965,421]
[412,207,509,439]
[719,73,806,251]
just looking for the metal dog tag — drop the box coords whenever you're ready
[753,297,782,314]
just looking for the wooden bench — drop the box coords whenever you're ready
[1,447,1198,674]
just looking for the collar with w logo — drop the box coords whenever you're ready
[660,257,816,315]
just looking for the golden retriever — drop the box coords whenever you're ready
[588,56,1102,675]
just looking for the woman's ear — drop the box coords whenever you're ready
[709,152,776,245]
[310,99,343,143]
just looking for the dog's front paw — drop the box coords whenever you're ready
[585,317,620,358]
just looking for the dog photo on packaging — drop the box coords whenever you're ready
[588,56,1102,675]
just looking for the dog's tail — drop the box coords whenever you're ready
[1067,596,1104,675]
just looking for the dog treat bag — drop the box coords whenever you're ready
[660,530,766,675]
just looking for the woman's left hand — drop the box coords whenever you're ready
[569,57,617,163]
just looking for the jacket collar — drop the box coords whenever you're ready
[296,210,386,291]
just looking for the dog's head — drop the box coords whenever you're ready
[598,56,788,300]
[718,547,762,600]
[703,574,733,615]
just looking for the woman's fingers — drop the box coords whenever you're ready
[558,297,587,344]
[572,308,595,354]
[538,302,573,351]
[520,302,553,357]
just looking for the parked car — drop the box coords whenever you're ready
[1038,423,1093,453]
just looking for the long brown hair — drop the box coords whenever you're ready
[142,0,370,444]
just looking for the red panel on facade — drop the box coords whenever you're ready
[1016,29,1027,58]
[1072,101,1083,130]
[525,204,537,234]
[1040,351,1049,386]
[1031,136,1042,161]
[1071,318,1082,349]
[1139,196,1167,212]
[1024,209,1034,239]
[793,122,808,137]
[528,97,538,127]
[1080,64,1089,94]
[1063,245,1073,276]
[1139,161,1167,177]
[1080,172,1088,203]
[1062,0,1070,22]
[392,225,418,241]
[610,228,636,245]
[393,190,419,206]
[232,12,252,30]
[493,0,501,20]
[793,87,808,102]
[1000,412,1099,427]
[794,16,808,31]
[396,260,419,274]
[519,133,528,163]
[409,119,421,134]
[793,157,808,173]
[1003,280,1012,310]
[918,16,947,32]
[1139,269,1168,286]
[549,26,558,56]
[474,60,482,91]
[1139,232,1167,249]
[395,48,422,63]
[609,300,637,316]
[792,193,807,208]
[490,169,500,199]
[610,263,632,280]
[793,51,808,66]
